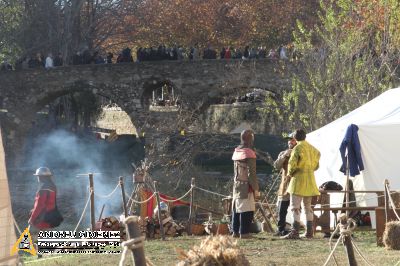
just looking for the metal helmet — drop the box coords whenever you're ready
[33,167,53,177]
[159,202,169,212]
[153,202,169,216]
[240,129,254,147]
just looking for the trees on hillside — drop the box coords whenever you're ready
[130,0,319,48]
[263,0,400,131]
[0,0,320,63]
[1,0,140,64]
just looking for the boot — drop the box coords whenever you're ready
[232,232,239,238]
[281,221,300,240]
[300,221,314,239]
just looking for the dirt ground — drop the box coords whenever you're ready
[22,231,400,266]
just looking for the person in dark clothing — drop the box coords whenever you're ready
[82,50,92,64]
[243,46,250,59]
[93,51,105,64]
[72,52,82,65]
[28,167,63,230]
[0,60,12,71]
[106,52,113,63]
[273,135,297,236]
[28,53,44,68]
[53,53,63,67]
[136,48,143,62]
[121,47,133,62]
[220,47,226,59]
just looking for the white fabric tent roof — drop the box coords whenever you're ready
[0,126,18,264]
[306,88,400,228]
[307,88,400,191]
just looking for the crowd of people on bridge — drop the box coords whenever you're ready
[1,43,295,71]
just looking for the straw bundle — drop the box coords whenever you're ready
[383,221,400,250]
[176,236,250,266]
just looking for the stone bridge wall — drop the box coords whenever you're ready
[0,59,297,162]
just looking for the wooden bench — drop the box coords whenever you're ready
[311,190,400,233]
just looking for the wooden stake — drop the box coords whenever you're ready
[125,216,146,266]
[384,179,389,224]
[120,176,128,217]
[188,178,195,235]
[256,202,273,233]
[340,214,357,266]
[89,173,95,231]
[153,181,165,240]
[345,157,350,217]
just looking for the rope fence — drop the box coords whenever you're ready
[385,183,400,221]
[322,216,373,266]
[193,185,230,198]
[125,192,156,204]
[160,187,193,202]
[94,183,120,199]
[73,190,93,232]
[316,191,400,208]
[351,240,374,266]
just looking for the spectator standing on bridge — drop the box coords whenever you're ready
[220,47,226,59]
[273,134,297,236]
[29,53,45,68]
[53,53,63,67]
[279,45,288,60]
[224,47,232,59]
[282,129,320,239]
[231,129,260,239]
[106,52,113,63]
[45,53,54,69]
[243,46,250,59]
[0,59,12,71]
[268,49,278,60]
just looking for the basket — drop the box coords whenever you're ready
[191,224,205,236]
[216,224,229,235]
[133,172,145,183]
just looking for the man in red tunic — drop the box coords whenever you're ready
[28,167,63,229]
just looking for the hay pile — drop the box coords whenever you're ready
[383,221,400,250]
[176,236,250,266]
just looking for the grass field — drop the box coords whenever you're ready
[22,231,400,266]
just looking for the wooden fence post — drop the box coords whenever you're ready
[89,173,95,231]
[340,214,357,266]
[188,178,195,235]
[153,181,165,240]
[120,176,128,217]
[384,179,390,224]
[125,216,146,266]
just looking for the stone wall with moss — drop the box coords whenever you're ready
[198,103,284,135]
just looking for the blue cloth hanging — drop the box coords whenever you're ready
[339,124,364,177]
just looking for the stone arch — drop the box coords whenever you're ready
[140,78,182,110]
[28,85,141,134]
[2,84,144,166]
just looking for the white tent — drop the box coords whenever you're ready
[0,126,19,264]
[307,88,400,227]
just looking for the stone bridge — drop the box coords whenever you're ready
[0,59,296,160]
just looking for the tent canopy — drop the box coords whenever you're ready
[307,88,400,191]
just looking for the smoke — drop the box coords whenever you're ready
[27,129,104,172]
[22,129,134,229]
